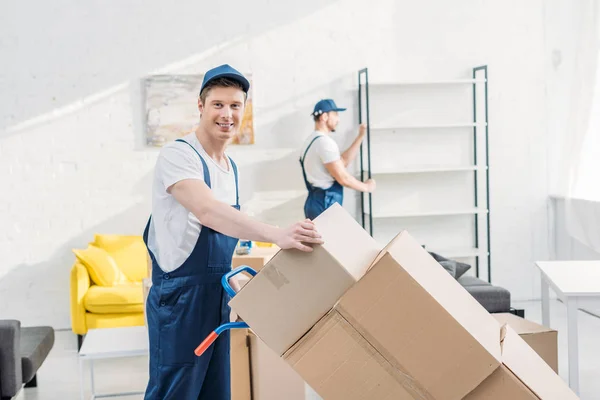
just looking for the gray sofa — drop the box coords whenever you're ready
[428,252,516,315]
[0,320,54,400]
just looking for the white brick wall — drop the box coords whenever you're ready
[1,0,567,328]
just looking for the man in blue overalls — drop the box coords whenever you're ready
[300,99,376,220]
[143,64,323,399]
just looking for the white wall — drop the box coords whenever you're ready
[1,0,561,328]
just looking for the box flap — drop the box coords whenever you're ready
[501,325,578,400]
[492,313,556,335]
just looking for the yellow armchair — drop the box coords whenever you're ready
[70,234,149,346]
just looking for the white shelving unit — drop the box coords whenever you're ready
[357,66,492,281]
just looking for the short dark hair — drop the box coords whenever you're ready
[313,112,328,122]
[199,77,247,103]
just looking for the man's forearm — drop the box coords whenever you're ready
[337,173,370,192]
[341,135,365,167]
[198,200,280,243]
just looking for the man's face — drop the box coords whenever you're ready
[198,86,246,142]
[325,111,340,132]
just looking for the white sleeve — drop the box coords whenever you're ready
[315,136,341,164]
[156,142,204,192]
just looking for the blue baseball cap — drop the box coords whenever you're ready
[199,64,250,95]
[312,99,347,117]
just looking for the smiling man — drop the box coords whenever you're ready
[142,64,323,399]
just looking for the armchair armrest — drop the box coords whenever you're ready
[0,319,22,398]
[70,262,91,335]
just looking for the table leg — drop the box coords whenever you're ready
[567,297,580,395]
[79,357,85,400]
[541,277,550,328]
[90,359,96,400]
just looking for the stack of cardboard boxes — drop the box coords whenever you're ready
[229,203,578,400]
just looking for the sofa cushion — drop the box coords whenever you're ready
[457,275,491,287]
[20,326,54,383]
[464,285,511,313]
[92,234,148,282]
[73,246,129,286]
[438,261,457,278]
[428,251,472,279]
[83,283,144,314]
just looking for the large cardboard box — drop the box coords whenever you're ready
[231,329,252,400]
[335,231,503,399]
[284,310,416,400]
[464,326,577,399]
[281,231,577,400]
[249,332,306,400]
[229,203,381,355]
[492,312,558,373]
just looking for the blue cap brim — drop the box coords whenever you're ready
[201,73,250,94]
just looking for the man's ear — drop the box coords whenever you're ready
[197,98,204,115]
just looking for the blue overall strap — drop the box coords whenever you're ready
[228,157,240,207]
[175,139,211,188]
[300,135,323,165]
[299,135,323,191]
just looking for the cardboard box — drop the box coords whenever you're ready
[229,203,381,355]
[464,326,577,399]
[249,332,306,400]
[284,310,416,400]
[231,328,252,400]
[232,246,279,272]
[335,231,503,399]
[280,231,576,400]
[492,312,558,373]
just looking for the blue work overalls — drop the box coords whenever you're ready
[300,135,344,220]
[143,139,239,400]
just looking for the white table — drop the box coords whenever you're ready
[78,326,149,399]
[535,260,600,395]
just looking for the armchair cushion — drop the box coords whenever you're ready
[92,234,148,282]
[73,245,129,286]
[83,283,144,314]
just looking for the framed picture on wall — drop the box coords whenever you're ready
[143,74,254,146]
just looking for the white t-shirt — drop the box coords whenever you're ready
[147,133,238,273]
[299,132,341,189]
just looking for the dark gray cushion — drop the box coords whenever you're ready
[0,320,22,398]
[20,326,55,383]
[464,285,511,313]
[428,252,472,279]
[457,275,491,287]
[438,261,457,278]
[453,262,472,280]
